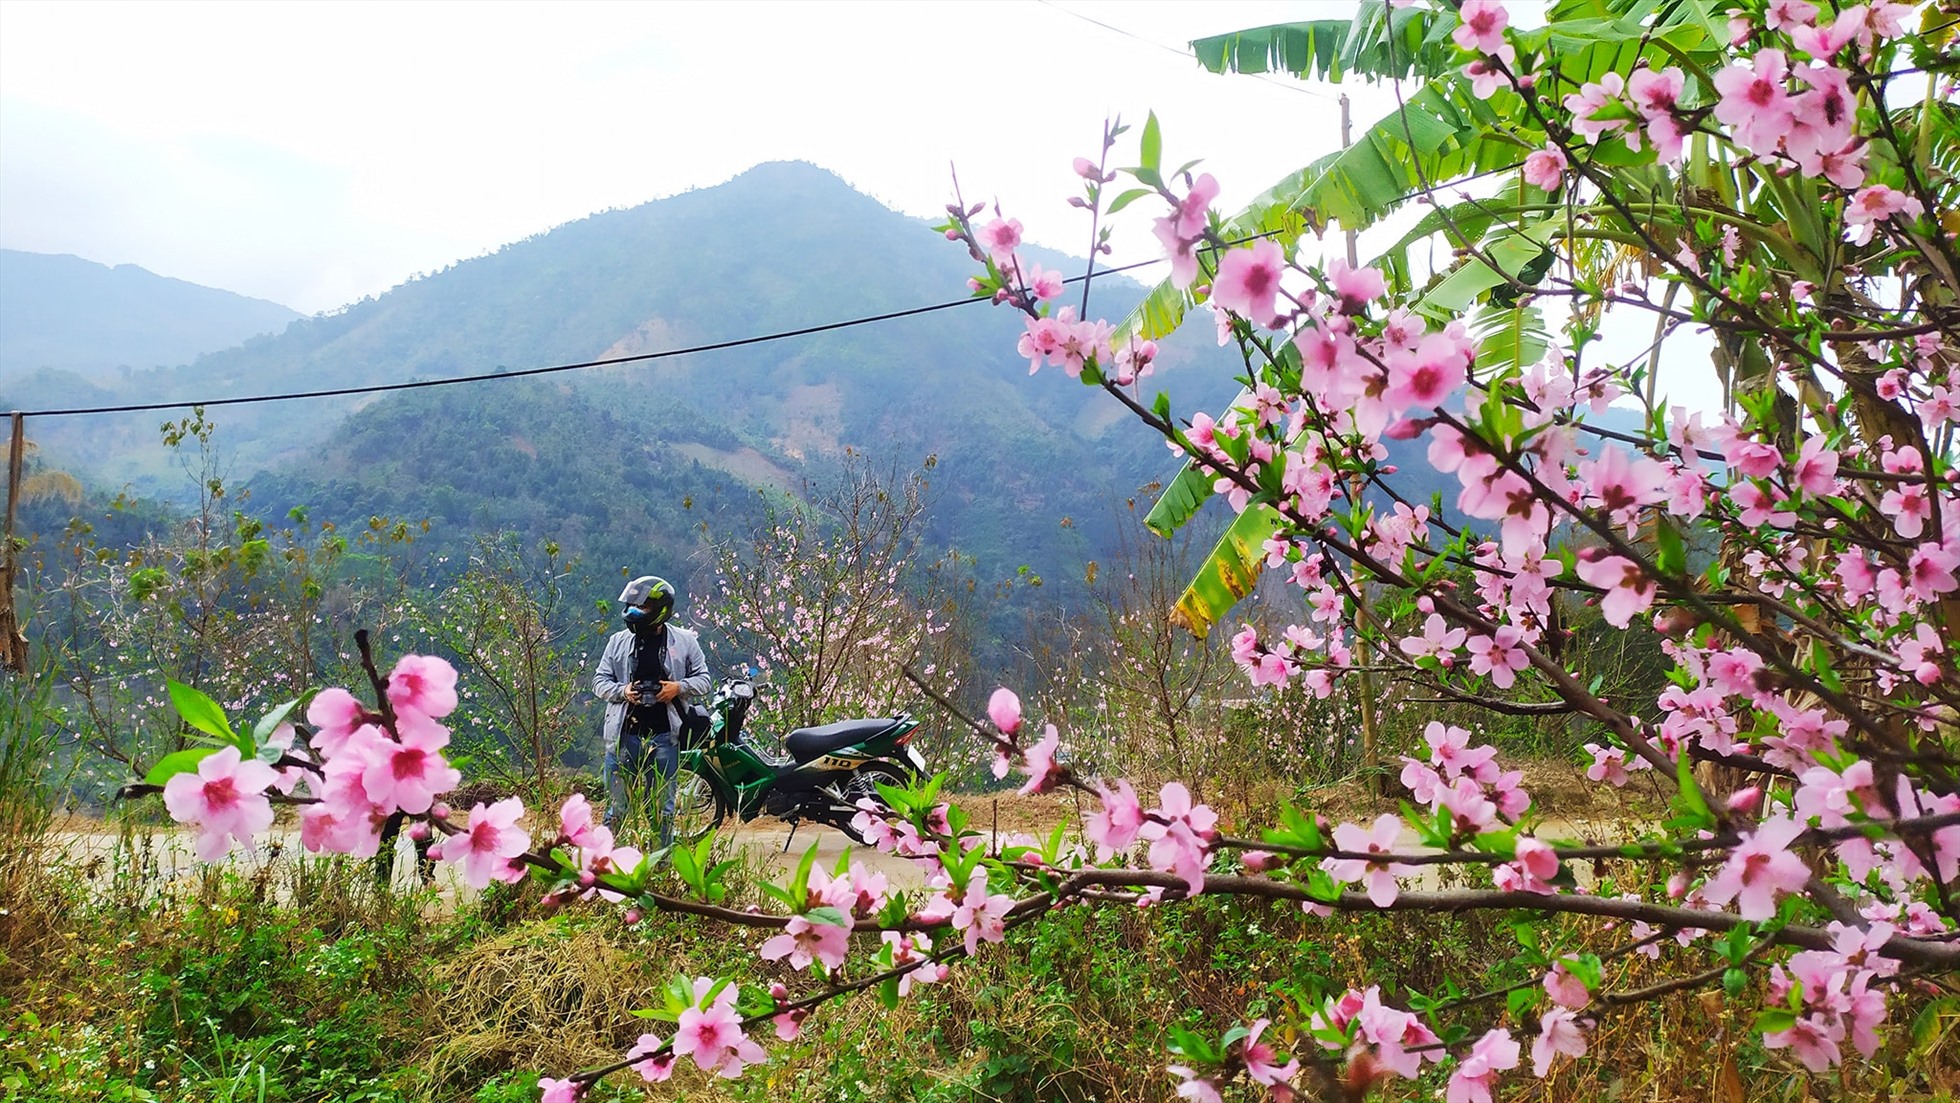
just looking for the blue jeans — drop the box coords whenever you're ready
[604,731,680,846]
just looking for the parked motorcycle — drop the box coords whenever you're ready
[668,674,926,843]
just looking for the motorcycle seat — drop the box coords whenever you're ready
[784,718,895,763]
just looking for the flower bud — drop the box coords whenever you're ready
[578,870,598,888]
[430,802,451,820]
[407,821,429,841]
[1725,786,1761,816]
[623,908,643,926]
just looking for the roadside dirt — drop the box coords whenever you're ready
[45,760,1661,901]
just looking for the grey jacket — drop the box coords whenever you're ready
[593,623,711,753]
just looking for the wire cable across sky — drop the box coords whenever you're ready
[11,255,1180,420]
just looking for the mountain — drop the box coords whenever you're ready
[11,162,1241,623]
[0,249,301,385]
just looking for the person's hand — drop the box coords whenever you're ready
[654,680,682,703]
[622,684,643,705]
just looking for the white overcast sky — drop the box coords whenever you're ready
[0,0,1403,314]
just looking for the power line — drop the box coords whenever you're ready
[1037,0,1341,102]
[10,255,1175,420]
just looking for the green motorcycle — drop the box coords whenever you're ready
[669,675,926,842]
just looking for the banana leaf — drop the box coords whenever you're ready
[1411,218,1563,320]
[1171,502,1287,640]
[1469,303,1552,378]
[1143,387,1249,539]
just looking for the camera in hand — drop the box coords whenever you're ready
[632,679,663,699]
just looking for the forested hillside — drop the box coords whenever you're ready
[8,161,1241,614]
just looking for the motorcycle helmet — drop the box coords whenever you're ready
[618,575,675,628]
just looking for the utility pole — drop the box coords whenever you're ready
[1334,94,1384,794]
[2,413,27,674]
[1342,94,1359,269]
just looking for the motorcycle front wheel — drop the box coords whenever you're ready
[670,771,727,844]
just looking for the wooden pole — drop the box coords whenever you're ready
[2,412,27,674]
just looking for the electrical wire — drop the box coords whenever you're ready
[11,255,1180,419]
[1036,0,1341,102]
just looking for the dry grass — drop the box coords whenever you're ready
[416,920,659,1092]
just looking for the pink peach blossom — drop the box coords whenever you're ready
[434,797,531,889]
[162,745,278,861]
[387,654,458,720]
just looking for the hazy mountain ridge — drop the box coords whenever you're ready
[6,162,1241,620]
[0,249,300,384]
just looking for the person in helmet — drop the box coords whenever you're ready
[593,574,710,842]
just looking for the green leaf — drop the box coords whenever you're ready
[142,747,218,786]
[1566,953,1604,991]
[1106,187,1154,215]
[1412,220,1561,319]
[1265,801,1324,850]
[1140,112,1163,175]
[167,679,238,745]
[1302,869,1344,903]
[1468,303,1549,379]
[1143,394,1243,538]
[1673,752,1715,830]
[1810,643,1844,694]
[1171,503,1287,639]
[789,841,822,911]
[805,905,850,929]
[1192,6,1453,83]
[1506,986,1541,1019]
[1654,518,1687,577]
[671,842,703,893]
[251,697,302,744]
[879,977,901,1010]
[1912,995,1960,1051]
